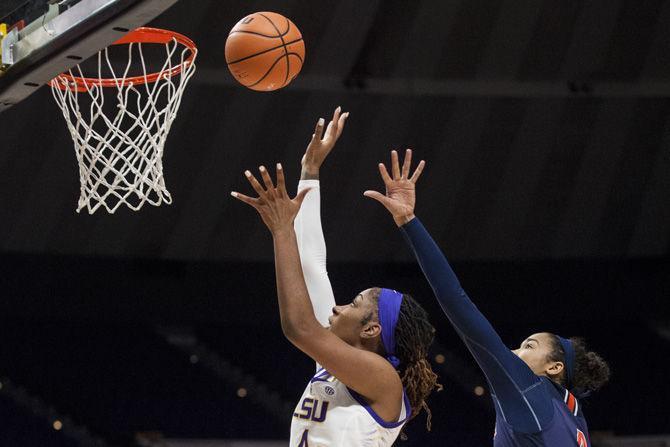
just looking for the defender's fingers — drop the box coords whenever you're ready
[245,170,268,199]
[258,166,276,198]
[275,163,286,196]
[401,148,412,178]
[363,190,391,207]
[391,150,401,180]
[230,191,259,207]
[409,160,426,183]
[378,163,393,186]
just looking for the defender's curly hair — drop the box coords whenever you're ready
[547,335,610,393]
[371,288,442,431]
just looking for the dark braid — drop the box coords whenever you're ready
[372,288,442,431]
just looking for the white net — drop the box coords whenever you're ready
[50,33,197,214]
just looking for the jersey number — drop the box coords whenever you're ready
[577,429,587,447]
[297,430,309,447]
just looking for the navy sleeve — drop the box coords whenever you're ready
[400,217,553,432]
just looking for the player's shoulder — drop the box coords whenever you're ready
[542,377,584,418]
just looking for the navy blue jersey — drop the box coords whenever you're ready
[492,378,589,446]
[400,218,591,447]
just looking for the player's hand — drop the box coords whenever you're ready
[301,106,349,177]
[363,149,426,227]
[231,164,311,235]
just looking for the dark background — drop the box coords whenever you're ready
[1,0,669,446]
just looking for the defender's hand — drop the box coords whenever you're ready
[363,149,426,227]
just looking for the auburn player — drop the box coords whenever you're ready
[364,149,610,447]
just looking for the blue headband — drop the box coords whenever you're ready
[557,336,575,390]
[378,288,403,368]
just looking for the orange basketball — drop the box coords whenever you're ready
[225,12,305,91]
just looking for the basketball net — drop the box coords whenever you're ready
[50,28,197,214]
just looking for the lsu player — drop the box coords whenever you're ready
[364,149,611,446]
[231,107,441,446]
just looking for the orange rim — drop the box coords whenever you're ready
[50,27,197,91]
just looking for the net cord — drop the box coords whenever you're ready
[51,36,197,214]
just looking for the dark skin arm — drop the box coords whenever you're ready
[231,164,402,422]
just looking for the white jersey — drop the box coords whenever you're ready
[289,368,411,447]
[291,180,409,446]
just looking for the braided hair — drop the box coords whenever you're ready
[371,288,442,431]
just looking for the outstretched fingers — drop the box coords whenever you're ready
[391,150,401,180]
[258,166,276,199]
[311,117,325,144]
[275,163,286,197]
[378,162,393,186]
[336,111,349,139]
[363,189,391,208]
[230,191,259,208]
[401,148,412,178]
[324,106,341,141]
[410,159,426,183]
[245,170,269,201]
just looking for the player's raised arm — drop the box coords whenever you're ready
[364,150,550,431]
[294,106,349,327]
[232,165,403,422]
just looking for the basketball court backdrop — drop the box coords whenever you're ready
[0,1,669,446]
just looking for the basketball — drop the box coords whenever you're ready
[225,12,305,91]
